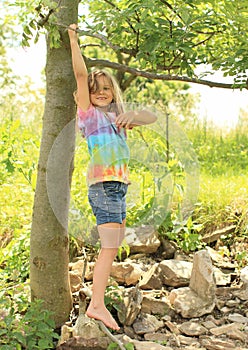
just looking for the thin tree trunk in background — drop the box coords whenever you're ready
[30,0,78,327]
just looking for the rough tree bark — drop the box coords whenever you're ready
[30,0,78,327]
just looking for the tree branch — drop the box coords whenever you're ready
[85,57,247,90]
[159,0,184,22]
[78,29,133,55]
[36,0,63,27]
[97,321,126,350]
[54,22,247,90]
[54,22,137,56]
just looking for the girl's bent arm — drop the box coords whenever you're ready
[116,110,157,128]
[68,24,90,111]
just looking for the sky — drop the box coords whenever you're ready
[9,36,248,130]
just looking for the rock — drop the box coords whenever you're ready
[162,315,171,322]
[227,313,248,324]
[133,313,164,334]
[69,271,82,293]
[120,334,175,349]
[125,226,161,254]
[164,320,180,335]
[233,288,248,301]
[131,339,173,350]
[202,225,236,244]
[56,336,109,350]
[220,306,231,314]
[209,322,243,336]
[190,250,216,300]
[110,261,143,285]
[169,250,216,318]
[160,238,177,259]
[229,329,248,342]
[234,266,248,300]
[225,299,241,307]
[117,286,143,326]
[202,320,217,329]
[204,314,221,325]
[240,266,248,286]
[58,325,73,346]
[205,246,237,269]
[179,321,207,336]
[177,335,201,346]
[213,267,231,286]
[184,347,206,350]
[139,263,163,290]
[159,259,193,287]
[200,337,237,349]
[144,332,171,342]
[123,325,139,339]
[169,287,212,318]
[70,260,94,281]
[72,314,105,339]
[141,295,171,316]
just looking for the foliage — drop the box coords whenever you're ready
[104,285,122,314]
[0,293,59,350]
[0,1,19,89]
[81,0,248,88]
[117,239,130,261]
[10,0,248,88]
[191,122,248,176]
[0,75,42,288]
[6,0,61,48]
[160,209,205,252]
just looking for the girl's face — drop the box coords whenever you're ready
[90,75,114,110]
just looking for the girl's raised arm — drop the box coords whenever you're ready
[68,24,90,111]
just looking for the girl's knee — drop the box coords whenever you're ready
[98,225,125,249]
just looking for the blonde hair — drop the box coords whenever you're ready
[88,69,124,115]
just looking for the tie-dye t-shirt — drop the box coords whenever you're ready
[77,105,130,186]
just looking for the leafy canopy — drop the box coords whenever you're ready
[10,0,248,89]
[82,0,248,88]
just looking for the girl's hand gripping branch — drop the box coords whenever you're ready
[116,109,157,129]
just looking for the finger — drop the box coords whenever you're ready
[116,119,124,126]
[125,119,131,128]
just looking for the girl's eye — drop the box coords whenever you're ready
[104,87,110,91]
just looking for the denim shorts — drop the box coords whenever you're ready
[88,181,128,225]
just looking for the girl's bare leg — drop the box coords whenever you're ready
[86,220,125,330]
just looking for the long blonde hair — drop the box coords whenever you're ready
[88,69,124,115]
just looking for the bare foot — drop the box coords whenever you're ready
[86,304,120,330]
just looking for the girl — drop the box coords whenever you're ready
[68,24,157,330]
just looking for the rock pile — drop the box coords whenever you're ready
[57,225,248,350]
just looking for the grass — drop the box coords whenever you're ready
[195,172,248,232]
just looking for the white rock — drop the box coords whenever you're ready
[159,259,192,287]
[169,287,215,318]
[190,250,216,300]
[240,266,248,285]
[111,261,143,285]
[179,321,207,336]
[227,313,248,324]
[125,226,161,254]
[133,313,164,334]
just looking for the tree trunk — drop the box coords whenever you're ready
[30,0,78,327]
